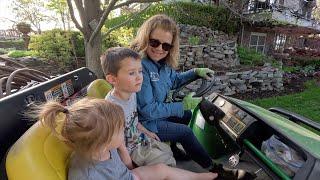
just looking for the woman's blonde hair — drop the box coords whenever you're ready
[38,98,124,160]
[131,14,180,68]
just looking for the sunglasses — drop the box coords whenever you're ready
[149,39,173,51]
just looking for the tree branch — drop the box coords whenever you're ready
[74,0,87,28]
[105,4,152,37]
[66,0,84,33]
[88,0,161,44]
[88,0,118,45]
[113,0,161,10]
[220,0,253,23]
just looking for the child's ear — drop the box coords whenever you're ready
[106,74,117,85]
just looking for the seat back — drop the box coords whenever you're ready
[6,114,72,180]
[87,79,112,99]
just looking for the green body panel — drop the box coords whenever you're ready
[189,107,237,158]
[230,97,320,159]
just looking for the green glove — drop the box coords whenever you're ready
[182,92,202,110]
[194,68,215,80]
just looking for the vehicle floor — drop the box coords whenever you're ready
[176,149,271,179]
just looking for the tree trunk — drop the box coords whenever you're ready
[85,33,104,78]
[83,0,103,78]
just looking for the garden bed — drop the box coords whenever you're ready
[231,74,316,100]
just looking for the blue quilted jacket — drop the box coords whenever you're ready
[136,57,198,132]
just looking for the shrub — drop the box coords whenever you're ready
[0,48,9,55]
[0,40,24,50]
[103,2,240,51]
[188,36,200,45]
[102,27,135,51]
[105,2,240,34]
[7,50,35,58]
[282,66,300,73]
[290,56,320,68]
[71,31,85,57]
[237,46,265,66]
[300,65,316,76]
[29,29,84,69]
[238,46,281,68]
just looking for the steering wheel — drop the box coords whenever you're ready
[171,77,218,102]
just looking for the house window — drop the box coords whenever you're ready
[274,34,286,51]
[247,0,271,11]
[296,36,306,48]
[249,32,266,53]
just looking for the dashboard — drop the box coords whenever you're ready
[200,94,258,142]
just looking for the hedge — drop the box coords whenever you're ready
[105,2,240,34]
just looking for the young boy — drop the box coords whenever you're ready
[101,47,175,167]
[101,47,160,150]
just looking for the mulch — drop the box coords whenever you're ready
[230,75,315,100]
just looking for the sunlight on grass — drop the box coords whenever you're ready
[250,80,320,123]
[8,50,35,58]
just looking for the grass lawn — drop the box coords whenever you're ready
[250,80,320,123]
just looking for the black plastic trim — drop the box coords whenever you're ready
[269,107,320,132]
[0,67,96,162]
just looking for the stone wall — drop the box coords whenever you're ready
[179,44,239,70]
[182,64,284,96]
[177,24,284,95]
[179,24,237,45]
[178,24,239,70]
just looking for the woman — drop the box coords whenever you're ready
[131,14,215,170]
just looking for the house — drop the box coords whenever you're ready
[218,0,320,57]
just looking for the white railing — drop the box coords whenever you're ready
[0,29,21,40]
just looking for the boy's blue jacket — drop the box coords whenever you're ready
[137,57,198,133]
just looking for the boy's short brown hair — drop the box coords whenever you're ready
[100,47,140,76]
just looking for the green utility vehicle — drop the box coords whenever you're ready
[1,67,319,180]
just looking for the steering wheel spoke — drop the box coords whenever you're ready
[172,78,218,102]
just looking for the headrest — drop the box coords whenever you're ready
[87,79,112,99]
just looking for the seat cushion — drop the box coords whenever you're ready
[6,114,72,180]
[87,79,112,99]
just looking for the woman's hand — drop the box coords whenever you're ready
[194,68,215,80]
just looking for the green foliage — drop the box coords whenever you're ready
[251,80,320,123]
[188,36,200,46]
[29,29,84,69]
[300,65,316,76]
[0,48,17,55]
[238,46,280,68]
[105,2,240,34]
[71,31,85,57]
[11,0,47,33]
[282,66,300,73]
[102,27,135,51]
[46,0,69,30]
[208,37,214,44]
[7,50,35,58]
[47,0,67,15]
[0,48,6,55]
[237,46,265,66]
[290,56,320,68]
[0,40,25,50]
